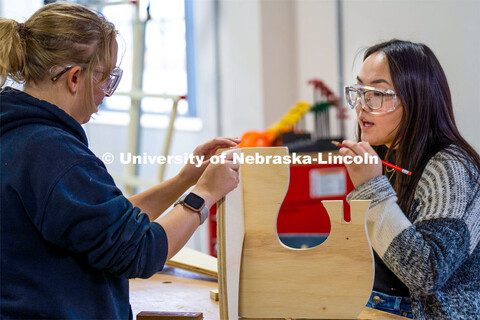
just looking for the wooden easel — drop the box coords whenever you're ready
[217,147,373,319]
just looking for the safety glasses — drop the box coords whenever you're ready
[345,84,399,114]
[50,65,123,97]
[101,66,123,97]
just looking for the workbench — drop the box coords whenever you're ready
[130,267,407,320]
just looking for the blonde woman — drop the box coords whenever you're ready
[0,3,239,318]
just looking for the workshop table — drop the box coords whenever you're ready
[130,266,407,320]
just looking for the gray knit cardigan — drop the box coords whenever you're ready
[347,149,480,320]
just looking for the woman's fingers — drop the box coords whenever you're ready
[193,137,240,159]
[338,140,382,188]
[341,140,369,155]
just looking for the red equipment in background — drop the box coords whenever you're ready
[207,159,354,256]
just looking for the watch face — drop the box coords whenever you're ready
[184,193,205,210]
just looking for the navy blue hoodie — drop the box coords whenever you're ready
[0,88,168,319]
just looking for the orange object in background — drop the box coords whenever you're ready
[238,130,277,147]
[238,101,311,148]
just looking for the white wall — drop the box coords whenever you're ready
[217,0,265,136]
[261,0,298,128]
[0,0,42,21]
[295,0,342,137]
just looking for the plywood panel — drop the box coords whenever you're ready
[218,147,374,319]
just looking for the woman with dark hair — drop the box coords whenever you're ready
[340,39,480,319]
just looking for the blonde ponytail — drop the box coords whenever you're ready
[0,2,118,111]
[0,19,26,86]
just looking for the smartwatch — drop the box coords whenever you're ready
[174,192,209,225]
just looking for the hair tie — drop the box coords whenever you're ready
[17,22,27,39]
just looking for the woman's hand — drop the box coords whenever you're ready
[178,137,240,187]
[339,140,383,188]
[159,151,239,260]
[191,151,240,207]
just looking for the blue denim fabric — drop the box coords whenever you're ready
[366,290,413,318]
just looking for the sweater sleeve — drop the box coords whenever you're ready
[347,154,478,294]
[39,160,168,279]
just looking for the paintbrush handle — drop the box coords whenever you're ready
[331,140,412,176]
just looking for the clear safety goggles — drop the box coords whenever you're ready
[50,65,123,97]
[345,84,399,114]
[101,66,123,97]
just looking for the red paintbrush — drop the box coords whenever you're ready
[331,140,412,175]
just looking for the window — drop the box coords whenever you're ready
[86,0,197,123]
[1,0,199,128]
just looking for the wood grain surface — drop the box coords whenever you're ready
[217,147,375,319]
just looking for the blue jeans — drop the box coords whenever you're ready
[366,290,413,318]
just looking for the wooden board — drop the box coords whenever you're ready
[217,149,245,320]
[166,247,218,279]
[217,147,374,319]
[137,311,203,320]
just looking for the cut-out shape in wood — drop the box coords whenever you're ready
[217,147,374,319]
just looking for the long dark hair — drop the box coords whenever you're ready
[361,39,480,214]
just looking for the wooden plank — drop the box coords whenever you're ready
[166,247,217,279]
[217,149,245,320]
[137,311,203,320]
